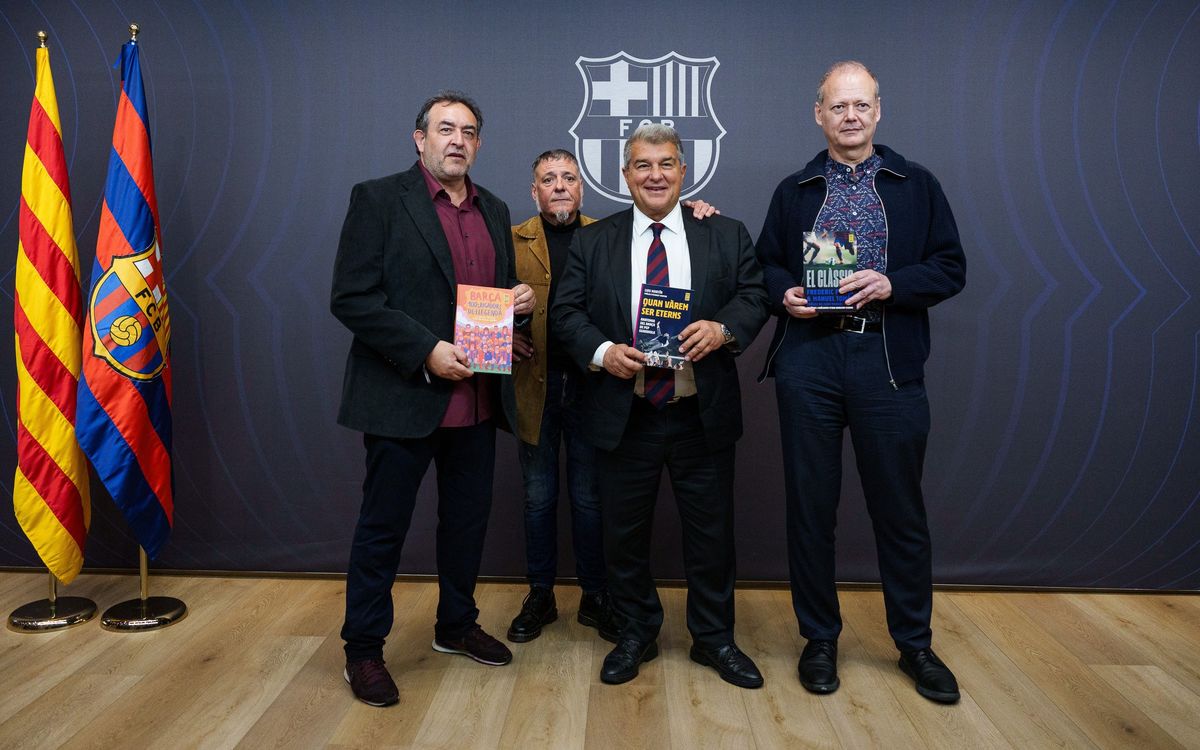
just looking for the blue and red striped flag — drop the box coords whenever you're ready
[14,40,91,583]
[77,36,173,558]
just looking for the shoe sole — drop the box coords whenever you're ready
[898,658,960,704]
[507,610,558,643]
[600,642,659,685]
[689,648,764,689]
[799,676,840,694]
[343,667,399,707]
[431,640,512,666]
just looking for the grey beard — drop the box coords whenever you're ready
[551,209,573,225]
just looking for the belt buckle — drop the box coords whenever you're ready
[840,315,868,334]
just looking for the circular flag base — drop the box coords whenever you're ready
[101,596,188,632]
[7,597,98,633]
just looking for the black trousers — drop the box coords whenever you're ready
[597,397,737,649]
[341,422,495,662]
[774,328,933,651]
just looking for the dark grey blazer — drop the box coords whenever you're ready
[550,209,769,452]
[330,161,519,438]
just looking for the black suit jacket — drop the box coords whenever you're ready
[330,161,520,438]
[550,209,769,452]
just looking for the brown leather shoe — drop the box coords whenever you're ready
[344,658,399,706]
[433,625,513,666]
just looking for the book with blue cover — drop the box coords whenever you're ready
[635,284,691,370]
[802,230,857,312]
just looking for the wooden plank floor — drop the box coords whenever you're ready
[0,572,1196,749]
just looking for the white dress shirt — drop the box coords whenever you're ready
[592,202,697,398]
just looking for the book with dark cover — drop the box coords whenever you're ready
[635,284,691,370]
[802,230,857,312]
[454,284,514,374]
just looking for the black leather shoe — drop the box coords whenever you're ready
[798,639,839,694]
[689,643,764,689]
[578,590,623,643]
[506,587,557,643]
[899,648,960,704]
[600,639,659,685]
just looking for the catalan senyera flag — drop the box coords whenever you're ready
[14,43,91,584]
[77,37,173,559]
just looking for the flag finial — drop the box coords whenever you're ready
[129,23,139,41]
[36,30,47,48]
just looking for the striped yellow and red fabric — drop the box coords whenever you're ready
[14,44,91,583]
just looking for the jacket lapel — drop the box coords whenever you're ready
[398,163,456,288]
[516,217,551,276]
[610,210,635,342]
[683,214,711,313]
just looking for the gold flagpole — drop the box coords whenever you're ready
[101,546,187,631]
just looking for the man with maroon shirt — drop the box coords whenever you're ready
[331,91,534,707]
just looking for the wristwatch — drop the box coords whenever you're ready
[719,323,735,345]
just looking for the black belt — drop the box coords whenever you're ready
[820,314,881,334]
[634,393,696,407]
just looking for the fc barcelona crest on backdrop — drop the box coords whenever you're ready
[89,241,171,381]
[571,51,726,204]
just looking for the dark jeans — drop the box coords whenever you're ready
[597,397,737,649]
[342,423,496,662]
[774,327,933,651]
[518,368,605,592]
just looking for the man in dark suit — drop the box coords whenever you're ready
[551,124,769,688]
[330,91,534,707]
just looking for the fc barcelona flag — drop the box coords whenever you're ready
[14,38,91,584]
[77,34,173,558]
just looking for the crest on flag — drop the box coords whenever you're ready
[88,241,170,381]
[570,52,726,204]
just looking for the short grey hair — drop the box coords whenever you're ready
[621,124,687,170]
[816,61,880,104]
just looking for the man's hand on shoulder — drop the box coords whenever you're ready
[681,199,720,220]
[783,286,819,318]
[512,283,535,316]
[602,343,646,379]
[426,340,473,381]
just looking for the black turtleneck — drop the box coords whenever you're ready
[542,214,581,370]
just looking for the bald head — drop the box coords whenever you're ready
[816,61,880,105]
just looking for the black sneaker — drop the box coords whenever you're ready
[507,587,557,643]
[344,658,399,707]
[433,625,513,666]
[578,589,623,643]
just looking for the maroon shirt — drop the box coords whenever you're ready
[419,162,498,427]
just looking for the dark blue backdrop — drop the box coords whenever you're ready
[1,0,1197,589]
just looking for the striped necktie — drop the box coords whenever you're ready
[644,222,674,408]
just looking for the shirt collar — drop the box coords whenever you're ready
[824,150,882,181]
[632,201,685,238]
[418,160,478,204]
